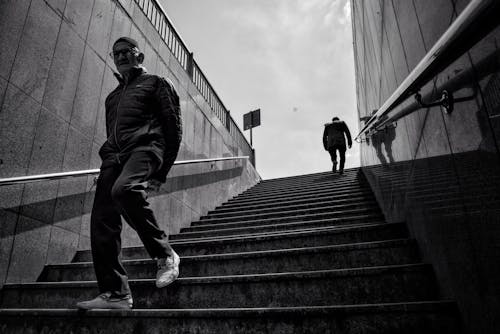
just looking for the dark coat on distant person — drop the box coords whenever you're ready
[98,66,182,182]
[323,119,352,150]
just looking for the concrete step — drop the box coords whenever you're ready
[254,172,361,186]
[211,193,376,214]
[247,176,362,192]
[176,214,385,239]
[238,175,366,191]
[0,301,462,334]
[258,168,360,185]
[72,222,409,261]
[1,264,438,309]
[188,210,384,232]
[202,198,379,220]
[222,188,374,208]
[231,182,370,198]
[233,182,371,201]
[192,207,382,227]
[197,202,381,224]
[40,239,418,282]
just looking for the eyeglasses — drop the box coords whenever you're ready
[109,48,138,58]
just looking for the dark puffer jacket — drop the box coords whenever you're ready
[323,119,352,150]
[99,67,182,182]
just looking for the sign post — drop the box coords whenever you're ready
[243,109,261,147]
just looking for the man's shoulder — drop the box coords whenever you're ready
[137,73,161,84]
[324,120,345,126]
[105,84,122,102]
[141,74,176,91]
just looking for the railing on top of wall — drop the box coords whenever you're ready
[133,0,255,165]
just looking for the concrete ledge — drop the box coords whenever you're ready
[0,302,462,334]
[0,300,458,317]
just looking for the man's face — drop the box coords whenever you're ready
[112,41,142,75]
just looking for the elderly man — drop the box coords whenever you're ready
[323,116,352,174]
[76,37,182,310]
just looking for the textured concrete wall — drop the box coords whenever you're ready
[0,0,260,286]
[351,0,500,333]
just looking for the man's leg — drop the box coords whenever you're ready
[338,146,346,174]
[328,148,337,172]
[111,151,173,258]
[76,163,133,309]
[111,151,179,288]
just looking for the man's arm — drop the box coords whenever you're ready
[322,126,328,150]
[344,122,352,148]
[152,77,182,183]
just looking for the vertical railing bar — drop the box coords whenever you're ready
[152,6,156,27]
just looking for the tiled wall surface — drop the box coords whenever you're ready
[0,0,260,286]
[351,0,500,332]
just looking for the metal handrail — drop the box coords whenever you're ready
[355,0,500,141]
[0,156,249,186]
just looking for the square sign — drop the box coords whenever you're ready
[244,109,261,130]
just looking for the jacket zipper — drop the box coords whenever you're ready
[113,84,127,154]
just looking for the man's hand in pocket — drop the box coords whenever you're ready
[147,179,162,193]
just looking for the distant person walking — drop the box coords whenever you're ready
[323,117,352,174]
[76,37,182,310]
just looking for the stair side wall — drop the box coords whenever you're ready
[0,0,260,287]
[351,1,500,333]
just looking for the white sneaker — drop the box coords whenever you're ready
[156,250,180,288]
[76,292,133,310]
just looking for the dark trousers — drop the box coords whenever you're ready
[328,145,346,171]
[90,151,172,296]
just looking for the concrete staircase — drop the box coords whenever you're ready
[0,168,462,333]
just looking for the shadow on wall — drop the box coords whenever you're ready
[361,112,396,166]
[477,73,500,153]
[0,165,244,237]
[367,124,396,165]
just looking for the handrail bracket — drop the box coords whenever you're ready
[415,90,454,114]
[414,88,477,115]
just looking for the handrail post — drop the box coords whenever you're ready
[186,52,194,79]
[226,110,231,131]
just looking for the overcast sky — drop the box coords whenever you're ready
[161,0,359,180]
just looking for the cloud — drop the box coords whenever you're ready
[162,0,358,179]
[340,0,351,25]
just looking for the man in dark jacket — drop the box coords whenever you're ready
[323,117,352,174]
[77,37,182,310]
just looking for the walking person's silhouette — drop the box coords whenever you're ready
[323,117,352,174]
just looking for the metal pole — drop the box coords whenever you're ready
[250,127,253,147]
